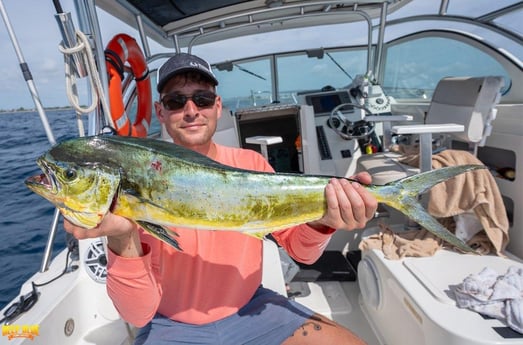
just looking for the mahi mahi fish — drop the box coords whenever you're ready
[25,135,485,253]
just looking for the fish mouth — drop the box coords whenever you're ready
[25,159,59,195]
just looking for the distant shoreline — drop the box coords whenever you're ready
[0,107,73,114]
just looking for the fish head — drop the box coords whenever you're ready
[25,151,121,229]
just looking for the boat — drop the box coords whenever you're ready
[1,0,522,344]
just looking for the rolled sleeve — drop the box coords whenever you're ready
[106,243,162,327]
[272,224,334,264]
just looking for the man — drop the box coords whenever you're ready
[65,53,377,345]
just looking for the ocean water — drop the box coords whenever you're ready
[0,109,83,309]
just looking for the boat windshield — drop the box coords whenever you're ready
[212,47,370,112]
[208,38,512,113]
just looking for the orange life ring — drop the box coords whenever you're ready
[105,33,152,137]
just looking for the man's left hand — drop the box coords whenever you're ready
[308,172,377,232]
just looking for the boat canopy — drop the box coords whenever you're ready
[96,0,407,48]
[95,0,522,59]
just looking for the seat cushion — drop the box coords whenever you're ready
[357,152,419,185]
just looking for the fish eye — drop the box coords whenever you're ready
[64,168,77,180]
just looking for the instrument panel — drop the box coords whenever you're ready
[298,89,364,177]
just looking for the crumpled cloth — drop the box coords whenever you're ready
[400,149,509,255]
[360,149,509,259]
[454,266,523,334]
[359,223,442,260]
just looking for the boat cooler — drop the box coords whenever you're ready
[358,249,523,345]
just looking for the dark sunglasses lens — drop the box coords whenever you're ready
[162,95,186,111]
[162,92,216,110]
[193,92,216,107]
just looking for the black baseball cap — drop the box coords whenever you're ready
[157,53,218,92]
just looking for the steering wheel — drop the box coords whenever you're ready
[328,102,375,140]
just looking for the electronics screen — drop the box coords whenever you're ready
[303,90,353,117]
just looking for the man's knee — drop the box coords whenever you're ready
[282,314,367,345]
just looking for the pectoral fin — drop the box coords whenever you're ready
[137,221,182,251]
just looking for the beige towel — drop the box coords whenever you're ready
[360,149,509,259]
[360,223,442,259]
[401,149,509,255]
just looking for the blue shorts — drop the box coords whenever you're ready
[133,286,315,345]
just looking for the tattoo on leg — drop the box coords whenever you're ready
[297,321,322,336]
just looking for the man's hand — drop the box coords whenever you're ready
[309,172,377,231]
[63,213,143,257]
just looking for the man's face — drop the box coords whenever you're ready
[155,75,222,150]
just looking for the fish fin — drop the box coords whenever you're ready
[377,164,485,254]
[243,229,272,240]
[400,198,477,254]
[388,164,486,195]
[136,221,183,251]
[249,232,268,240]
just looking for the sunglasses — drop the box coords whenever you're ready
[161,90,217,111]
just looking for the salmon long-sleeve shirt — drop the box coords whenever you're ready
[106,143,334,327]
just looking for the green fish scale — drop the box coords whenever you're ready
[37,136,484,252]
[73,136,330,231]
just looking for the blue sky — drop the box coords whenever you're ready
[0,1,141,110]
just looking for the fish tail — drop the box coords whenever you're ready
[379,164,487,254]
[389,164,486,196]
[398,196,477,253]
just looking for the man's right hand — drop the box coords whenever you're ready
[63,213,143,257]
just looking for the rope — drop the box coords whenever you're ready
[58,30,115,135]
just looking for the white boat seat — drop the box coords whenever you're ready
[213,107,241,147]
[245,135,283,160]
[358,151,419,185]
[358,76,504,185]
[262,239,287,297]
